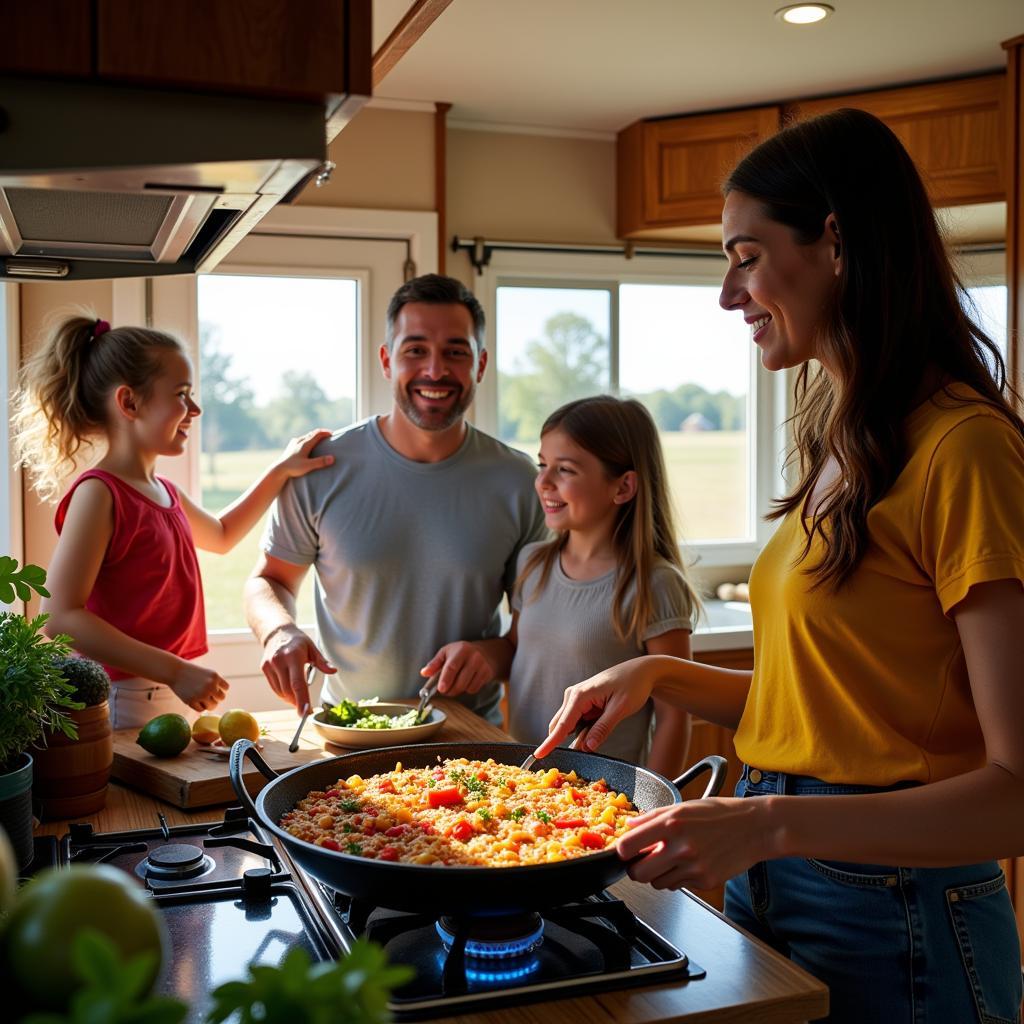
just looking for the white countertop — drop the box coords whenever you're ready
[692,600,753,652]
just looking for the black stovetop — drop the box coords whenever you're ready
[42,808,703,1022]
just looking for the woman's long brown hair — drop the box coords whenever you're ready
[724,108,1023,589]
[517,396,700,644]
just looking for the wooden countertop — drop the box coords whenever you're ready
[37,700,827,1024]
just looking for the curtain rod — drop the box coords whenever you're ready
[450,235,724,275]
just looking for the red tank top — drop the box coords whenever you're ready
[55,469,208,680]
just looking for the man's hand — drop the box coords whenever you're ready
[261,624,336,708]
[421,641,498,697]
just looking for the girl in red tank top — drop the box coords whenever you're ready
[13,315,333,726]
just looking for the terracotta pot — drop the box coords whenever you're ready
[0,752,34,869]
[32,701,113,820]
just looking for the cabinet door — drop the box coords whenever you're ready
[787,74,1005,206]
[0,1,91,77]
[95,0,362,100]
[618,107,779,236]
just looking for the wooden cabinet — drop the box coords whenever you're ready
[786,74,1006,207]
[0,0,371,102]
[617,72,1006,238]
[617,107,779,237]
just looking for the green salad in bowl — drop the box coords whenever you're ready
[322,698,420,730]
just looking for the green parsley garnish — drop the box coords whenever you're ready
[340,799,361,812]
[449,768,467,785]
[476,807,492,821]
[510,807,526,822]
[536,810,551,824]
[346,841,362,855]
[342,823,353,833]
[466,774,487,795]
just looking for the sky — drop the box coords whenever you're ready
[496,283,752,398]
[197,274,358,405]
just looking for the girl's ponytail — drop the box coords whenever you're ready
[12,312,183,501]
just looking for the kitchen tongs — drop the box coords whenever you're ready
[414,673,440,725]
[519,719,590,772]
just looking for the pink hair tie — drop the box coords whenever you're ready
[92,319,110,340]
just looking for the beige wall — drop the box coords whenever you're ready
[446,129,616,283]
[294,107,435,211]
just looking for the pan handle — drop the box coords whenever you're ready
[228,738,280,819]
[670,755,729,800]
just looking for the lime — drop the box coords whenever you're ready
[137,713,192,757]
[1,864,167,1011]
[218,708,260,745]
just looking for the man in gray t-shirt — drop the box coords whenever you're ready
[244,275,547,722]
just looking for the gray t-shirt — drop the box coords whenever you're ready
[263,418,548,723]
[508,543,695,763]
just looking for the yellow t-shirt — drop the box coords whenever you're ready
[736,386,1024,785]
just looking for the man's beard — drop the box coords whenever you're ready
[395,378,475,431]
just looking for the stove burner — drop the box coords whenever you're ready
[435,913,544,959]
[135,842,214,882]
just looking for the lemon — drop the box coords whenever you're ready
[218,709,260,745]
[191,714,221,746]
[136,713,192,758]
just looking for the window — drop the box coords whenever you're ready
[195,273,358,631]
[485,252,765,560]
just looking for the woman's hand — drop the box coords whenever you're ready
[169,661,230,712]
[617,797,775,891]
[275,429,335,479]
[533,657,659,758]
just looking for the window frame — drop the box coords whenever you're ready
[475,249,783,567]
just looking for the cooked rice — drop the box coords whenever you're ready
[279,757,638,866]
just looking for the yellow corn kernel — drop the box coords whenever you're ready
[394,761,402,772]
[465,799,485,812]
[375,815,392,831]
[563,835,581,848]
[494,802,509,819]
[496,839,518,851]
[413,852,437,864]
[317,815,334,829]
[600,806,617,825]
[394,806,413,823]
[612,793,630,808]
[346,774,365,789]
[546,850,566,862]
[509,830,533,843]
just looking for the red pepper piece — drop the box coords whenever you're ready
[551,774,567,788]
[569,788,585,804]
[325,789,341,798]
[378,846,399,861]
[384,825,407,837]
[579,831,606,850]
[553,818,586,829]
[451,820,475,842]
[320,838,341,851]
[378,779,397,794]
[428,787,464,808]
[591,780,608,793]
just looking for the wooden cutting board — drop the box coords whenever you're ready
[110,699,500,809]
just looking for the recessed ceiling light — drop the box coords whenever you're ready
[775,3,834,24]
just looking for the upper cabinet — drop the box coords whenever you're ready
[1,0,371,102]
[786,74,1005,208]
[617,73,1006,239]
[617,106,779,238]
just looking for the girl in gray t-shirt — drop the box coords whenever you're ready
[506,396,701,776]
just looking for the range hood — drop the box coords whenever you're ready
[0,75,344,281]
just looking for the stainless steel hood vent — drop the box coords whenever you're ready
[0,76,331,280]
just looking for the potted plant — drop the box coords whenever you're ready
[33,656,114,821]
[0,557,81,868]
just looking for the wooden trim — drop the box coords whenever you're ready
[435,101,451,275]
[372,0,454,90]
[1006,38,1023,397]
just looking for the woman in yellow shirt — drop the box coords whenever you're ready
[536,108,1024,1024]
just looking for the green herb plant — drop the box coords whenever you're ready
[22,929,188,1024]
[50,655,111,708]
[206,940,414,1024]
[0,559,81,773]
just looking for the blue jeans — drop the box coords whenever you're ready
[724,766,1022,1024]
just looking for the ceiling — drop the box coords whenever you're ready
[372,0,1022,136]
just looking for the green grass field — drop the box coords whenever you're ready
[196,433,748,629]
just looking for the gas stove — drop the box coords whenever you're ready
[48,808,704,1021]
